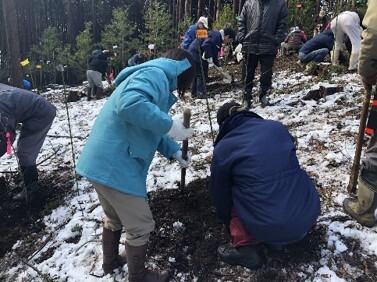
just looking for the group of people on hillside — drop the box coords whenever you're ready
[295,9,364,73]
[1,0,376,281]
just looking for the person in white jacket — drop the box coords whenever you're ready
[331,10,363,71]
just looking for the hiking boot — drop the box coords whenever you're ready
[264,243,286,253]
[13,165,40,201]
[260,95,272,108]
[243,91,252,109]
[217,243,263,269]
[13,182,40,201]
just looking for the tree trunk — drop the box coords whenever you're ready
[178,0,183,23]
[2,0,23,88]
[171,0,177,29]
[215,0,222,21]
[66,0,75,47]
[238,0,244,15]
[233,0,238,15]
[197,0,202,18]
[91,0,99,43]
[184,0,191,17]
[316,0,321,14]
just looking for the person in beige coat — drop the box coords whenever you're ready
[331,10,363,71]
[343,0,377,227]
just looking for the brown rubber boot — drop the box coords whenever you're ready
[343,178,377,227]
[87,87,92,101]
[125,243,169,282]
[102,227,127,274]
[96,87,103,100]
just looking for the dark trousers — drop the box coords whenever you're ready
[244,54,275,96]
[191,61,208,98]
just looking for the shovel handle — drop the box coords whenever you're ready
[347,87,373,194]
[181,108,191,190]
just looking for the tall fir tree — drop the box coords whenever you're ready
[143,1,176,56]
[101,7,140,72]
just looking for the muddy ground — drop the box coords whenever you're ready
[1,54,372,281]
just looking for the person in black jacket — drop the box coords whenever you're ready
[86,48,111,101]
[0,84,56,200]
[211,101,321,269]
[237,0,288,108]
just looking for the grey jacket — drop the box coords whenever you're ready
[238,0,288,55]
[0,83,56,145]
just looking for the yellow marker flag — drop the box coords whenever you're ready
[20,59,30,66]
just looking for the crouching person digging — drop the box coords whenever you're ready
[76,49,195,280]
[0,83,56,201]
[210,101,321,269]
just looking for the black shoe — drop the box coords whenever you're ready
[196,93,206,99]
[243,99,252,109]
[264,243,286,253]
[260,95,272,108]
[243,91,252,109]
[217,243,263,269]
[13,182,40,201]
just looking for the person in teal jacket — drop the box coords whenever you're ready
[76,49,195,281]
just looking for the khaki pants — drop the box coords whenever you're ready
[91,181,155,246]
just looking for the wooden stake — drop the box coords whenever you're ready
[347,87,373,194]
[180,108,191,190]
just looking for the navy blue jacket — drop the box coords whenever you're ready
[182,23,200,49]
[87,51,108,75]
[188,30,223,67]
[299,29,334,55]
[128,53,145,66]
[210,113,321,244]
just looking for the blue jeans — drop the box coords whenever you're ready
[299,48,329,63]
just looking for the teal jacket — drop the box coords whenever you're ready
[76,58,191,197]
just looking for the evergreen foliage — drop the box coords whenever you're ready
[101,7,140,72]
[69,22,94,83]
[143,1,176,56]
[31,27,63,85]
[178,15,195,45]
[288,0,316,37]
[213,4,237,31]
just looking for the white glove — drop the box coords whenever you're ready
[201,52,213,64]
[234,43,242,53]
[167,120,194,141]
[173,150,192,168]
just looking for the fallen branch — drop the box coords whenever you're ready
[47,134,86,139]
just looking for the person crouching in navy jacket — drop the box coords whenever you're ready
[210,101,321,269]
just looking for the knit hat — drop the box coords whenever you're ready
[217,101,244,125]
[198,16,209,29]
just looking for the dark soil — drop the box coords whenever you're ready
[149,178,377,281]
[0,167,74,258]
